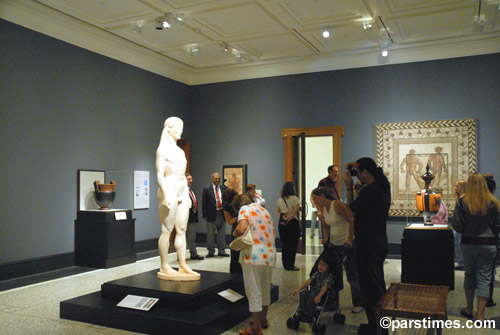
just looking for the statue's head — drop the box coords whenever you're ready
[165,117,183,140]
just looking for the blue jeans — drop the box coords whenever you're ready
[299,288,323,316]
[310,210,323,238]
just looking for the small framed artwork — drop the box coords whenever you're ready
[222,165,247,194]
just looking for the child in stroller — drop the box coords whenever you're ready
[287,247,345,334]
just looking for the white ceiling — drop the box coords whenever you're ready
[2,0,500,85]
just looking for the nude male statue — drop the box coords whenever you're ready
[156,117,200,281]
[400,149,424,192]
[427,146,448,188]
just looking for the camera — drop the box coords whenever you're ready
[347,163,358,177]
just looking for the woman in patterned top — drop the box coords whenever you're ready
[233,193,276,335]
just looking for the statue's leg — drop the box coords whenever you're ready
[175,201,198,275]
[158,203,177,275]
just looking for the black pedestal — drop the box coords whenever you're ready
[75,210,136,268]
[60,269,279,335]
[401,224,454,289]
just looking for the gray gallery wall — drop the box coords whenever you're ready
[0,19,191,264]
[1,17,500,267]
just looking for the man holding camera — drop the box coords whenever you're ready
[344,158,391,335]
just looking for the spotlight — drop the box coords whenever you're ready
[381,47,388,57]
[155,17,164,30]
[363,19,373,30]
[322,30,330,38]
[133,21,142,34]
[235,51,242,63]
[186,44,199,56]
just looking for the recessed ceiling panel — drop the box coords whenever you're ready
[238,32,317,60]
[389,8,472,43]
[192,2,286,39]
[36,0,157,26]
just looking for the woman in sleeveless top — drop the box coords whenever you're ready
[311,187,363,313]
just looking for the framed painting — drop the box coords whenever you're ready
[222,165,247,194]
[376,119,477,216]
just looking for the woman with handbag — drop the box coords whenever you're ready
[452,172,500,323]
[275,181,301,271]
[233,193,276,335]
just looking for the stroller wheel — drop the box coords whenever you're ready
[333,312,346,324]
[319,324,326,335]
[287,317,300,330]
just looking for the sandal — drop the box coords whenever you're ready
[239,327,263,335]
[250,319,268,329]
[460,309,473,319]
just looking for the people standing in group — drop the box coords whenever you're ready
[233,194,276,335]
[344,158,391,335]
[276,181,301,271]
[484,173,498,308]
[246,184,266,207]
[311,187,363,314]
[223,188,242,274]
[452,172,500,323]
[454,180,466,270]
[186,173,204,260]
[202,172,229,257]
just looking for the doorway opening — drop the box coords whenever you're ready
[281,126,344,254]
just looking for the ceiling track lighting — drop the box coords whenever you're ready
[186,44,199,56]
[321,26,333,39]
[133,21,142,34]
[219,42,244,63]
[155,13,183,30]
[363,19,373,31]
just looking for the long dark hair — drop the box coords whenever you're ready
[280,181,296,199]
[311,187,335,201]
[222,188,238,207]
[356,157,390,194]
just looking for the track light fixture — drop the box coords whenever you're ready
[363,19,373,31]
[133,21,142,34]
[155,13,181,30]
[186,44,199,56]
[381,46,389,57]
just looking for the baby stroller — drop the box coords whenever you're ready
[286,245,346,334]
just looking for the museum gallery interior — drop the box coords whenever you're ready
[1,0,500,334]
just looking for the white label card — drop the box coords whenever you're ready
[218,289,244,303]
[115,211,127,220]
[117,295,159,311]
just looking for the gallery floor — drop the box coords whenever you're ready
[1,231,499,335]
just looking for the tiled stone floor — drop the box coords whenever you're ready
[1,232,499,334]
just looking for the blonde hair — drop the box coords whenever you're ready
[455,180,466,200]
[463,173,500,215]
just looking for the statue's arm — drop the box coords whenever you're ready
[156,149,170,208]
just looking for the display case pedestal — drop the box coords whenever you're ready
[401,224,454,290]
[75,210,136,268]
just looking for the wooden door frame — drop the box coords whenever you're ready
[281,126,344,187]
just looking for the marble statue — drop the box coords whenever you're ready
[156,117,200,281]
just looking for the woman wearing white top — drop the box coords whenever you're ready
[276,181,301,271]
[311,187,363,313]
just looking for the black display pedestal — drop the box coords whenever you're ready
[401,224,454,289]
[75,210,136,268]
[60,269,279,335]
